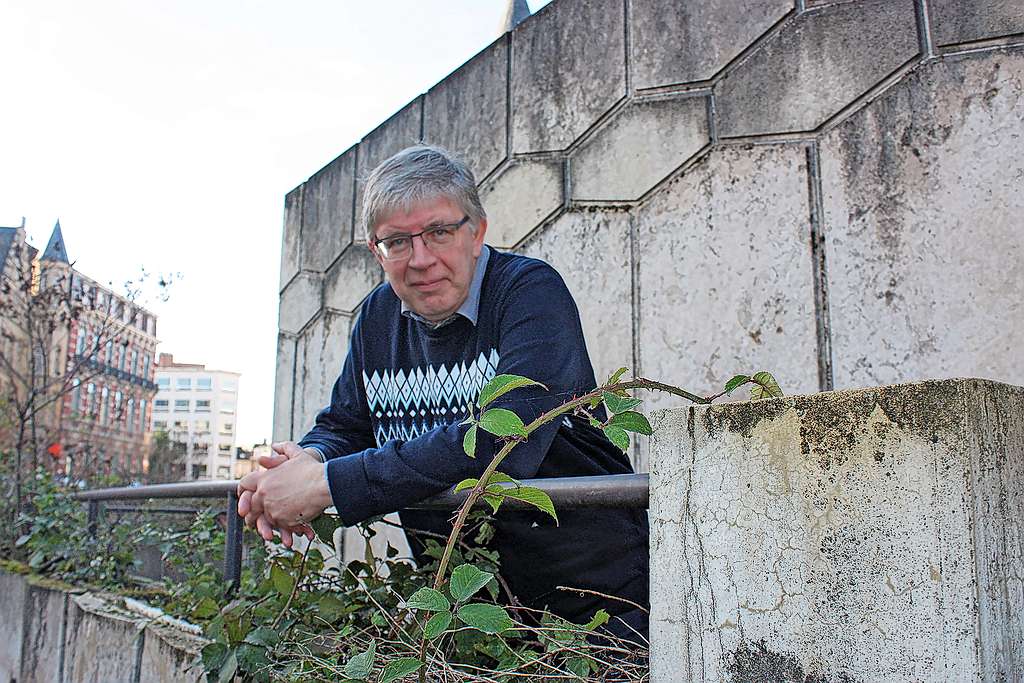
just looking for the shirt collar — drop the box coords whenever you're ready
[401,245,490,329]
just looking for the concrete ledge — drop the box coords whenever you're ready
[649,378,1024,682]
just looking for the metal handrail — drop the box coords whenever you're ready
[73,473,649,594]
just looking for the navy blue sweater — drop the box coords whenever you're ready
[299,250,648,621]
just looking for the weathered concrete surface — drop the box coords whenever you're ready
[0,570,27,681]
[570,95,709,201]
[64,593,145,683]
[930,0,1024,47]
[138,623,206,682]
[323,245,381,313]
[479,160,563,248]
[278,271,322,335]
[649,378,1024,682]
[630,0,792,88]
[511,0,625,152]
[521,209,633,382]
[423,38,508,182]
[820,51,1024,389]
[279,185,302,291]
[295,311,352,435]
[273,333,297,441]
[20,579,69,683]
[635,144,820,414]
[716,0,919,137]
[300,146,355,273]
[354,98,424,233]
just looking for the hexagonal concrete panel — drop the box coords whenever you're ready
[479,160,563,248]
[294,312,352,437]
[301,146,355,273]
[354,98,423,235]
[273,333,297,442]
[630,0,792,88]
[520,209,633,381]
[571,95,709,201]
[715,0,919,137]
[819,51,1024,390]
[635,144,820,412]
[279,185,302,291]
[511,0,626,153]
[929,0,1024,47]
[278,271,322,335]
[424,37,508,182]
[323,245,383,314]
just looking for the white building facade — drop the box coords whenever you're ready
[152,353,240,480]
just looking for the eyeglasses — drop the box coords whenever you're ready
[372,216,470,261]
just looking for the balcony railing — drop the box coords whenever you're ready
[74,474,648,594]
[73,354,159,391]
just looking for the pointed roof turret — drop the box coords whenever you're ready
[499,0,531,33]
[41,220,70,264]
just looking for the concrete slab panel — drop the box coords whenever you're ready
[279,185,302,291]
[64,593,145,683]
[323,245,382,314]
[138,623,206,682]
[0,571,27,682]
[930,0,1024,47]
[479,160,563,248]
[354,98,423,237]
[520,209,633,382]
[424,38,508,181]
[649,379,1024,681]
[819,51,1024,389]
[635,144,820,413]
[294,311,352,438]
[716,0,919,137]
[20,580,68,683]
[511,0,626,152]
[301,147,356,273]
[273,333,297,442]
[571,95,709,201]
[278,271,322,335]
[630,0,792,88]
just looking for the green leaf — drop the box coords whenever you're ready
[456,603,513,634]
[481,493,503,514]
[344,640,376,681]
[310,513,343,546]
[405,587,450,612]
[449,564,494,602]
[453,477,478,493]
[602,391,642,415]
[603,425,630,452]
[235,643,269,672]
[750,371,783,400]
[192,596,220,619]
[201,642,228,672]
[14,534,30,547]
[423,610,452,639]
[477,408,527,437]
[608,410,653,435]
[462,425,477,458]
[605,366,629,385]
[477,374,545,409]
[724,374,751,395]
[567,657,592,677]
[379,657,423,683]
[502,486,558,524]
[243,626,280,648]
[318,594,345,622]
[216,650,238,683]
[583,609,610,631]
[270,564,295,597]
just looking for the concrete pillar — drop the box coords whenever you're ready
[649,378,1023,682]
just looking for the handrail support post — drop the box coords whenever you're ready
[224,490,243,596]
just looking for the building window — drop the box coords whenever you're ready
[222,379,237,393]
[113,391,123,421]
[126,398,135,431]
[154,399,169,413]
[174,399,189,412]
[218,444,232,455]
[220,422,234,435]
[140,399,146,423]
[86,383,95,413]
[191,464,207,479]
[75,327,86,355]
[217,466,231,478]
[154,420,168,431]
[220,400,235,414]
[131,349,138,376]
[196,399,211,413]
[104,340,113,365]
[71,379,81,412]
[142,353,151,379]
[101,387,109,424]
[176,377,192,391]
[196,377,212,391]
[194,420,210,433]
[117,345,126,372]
[172,420,188,432]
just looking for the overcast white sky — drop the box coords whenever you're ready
[1,0,550,448]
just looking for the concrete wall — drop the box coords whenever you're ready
[648,378,1024,681]
[0,571,206,683]
[275,0,1024,473]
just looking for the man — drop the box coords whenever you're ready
[238,145,648,638]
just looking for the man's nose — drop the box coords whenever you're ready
[407,235,436,269]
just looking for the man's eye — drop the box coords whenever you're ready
[385,237,411,250]
[427,227,455,239]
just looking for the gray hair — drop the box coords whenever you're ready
[361,144,486,241]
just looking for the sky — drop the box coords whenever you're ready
[0,0,551,448]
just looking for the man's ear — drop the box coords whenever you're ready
[473,218,488,257]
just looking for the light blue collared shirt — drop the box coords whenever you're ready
[400,245,490,329]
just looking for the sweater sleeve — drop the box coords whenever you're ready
[322,263,597,526]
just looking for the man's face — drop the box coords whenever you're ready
[369,196,487,323]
